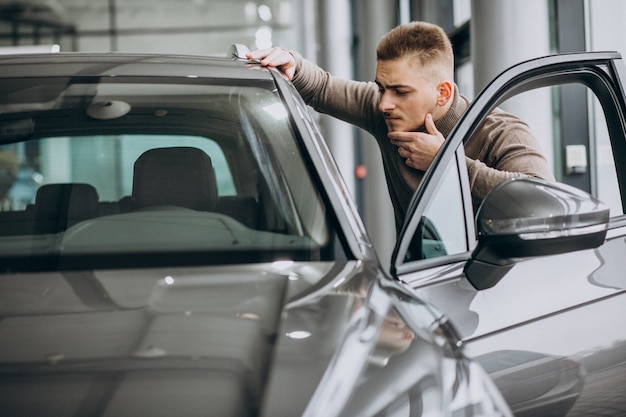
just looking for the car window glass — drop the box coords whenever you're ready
[0,78,344,271]
[405,160,468,262]
[114,134,236,198]
[5,134,236,206]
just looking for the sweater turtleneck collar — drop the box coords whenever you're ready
[431,85,468,138]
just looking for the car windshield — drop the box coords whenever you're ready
[0,76,344,271]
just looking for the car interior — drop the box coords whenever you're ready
[0,77,340,272]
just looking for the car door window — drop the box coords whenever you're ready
[405,154,469,263]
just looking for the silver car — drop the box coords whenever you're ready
[0,48,624,417]
[0,51,508,416]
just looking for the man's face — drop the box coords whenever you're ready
[375,57,440,133]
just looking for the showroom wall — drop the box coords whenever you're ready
[0,0,307,56]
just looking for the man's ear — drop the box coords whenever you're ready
[436,81,454,106]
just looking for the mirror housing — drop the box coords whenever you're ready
[465,178,609,290]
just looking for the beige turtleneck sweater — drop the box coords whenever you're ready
[290,54,555,232]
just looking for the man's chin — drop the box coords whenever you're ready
[385,123,402,132]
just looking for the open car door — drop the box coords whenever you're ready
[393,51,626,416]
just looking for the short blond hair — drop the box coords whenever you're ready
[376,21,454,80]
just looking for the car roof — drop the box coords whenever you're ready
[0,52,272,80]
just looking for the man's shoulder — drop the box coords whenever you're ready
[482,106,531,131]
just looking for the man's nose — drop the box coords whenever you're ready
[378,93,395,112]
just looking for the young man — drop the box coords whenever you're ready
[248,21,554,232]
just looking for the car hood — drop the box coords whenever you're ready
[0,260,373,417]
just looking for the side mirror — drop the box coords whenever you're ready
[465,178,609,290]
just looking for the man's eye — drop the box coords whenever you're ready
[395,90,408,96]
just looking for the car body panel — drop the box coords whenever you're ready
[0,260,352,416]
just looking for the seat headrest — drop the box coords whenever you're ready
[132,147,218,211]
[35,183,99,220]
[32,183,99,233]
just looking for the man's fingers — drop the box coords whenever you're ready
[246,48,280,65]
[245,48,273,61]
[387,131,414,144]
[247,48,295,80]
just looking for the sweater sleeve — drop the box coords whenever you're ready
[290,52,382,133]
[465,109,555,207]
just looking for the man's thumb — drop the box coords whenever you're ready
[425,113,438,134]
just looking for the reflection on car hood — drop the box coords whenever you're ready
[0,260,366,417]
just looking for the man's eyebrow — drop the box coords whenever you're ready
[375,80,413,90]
